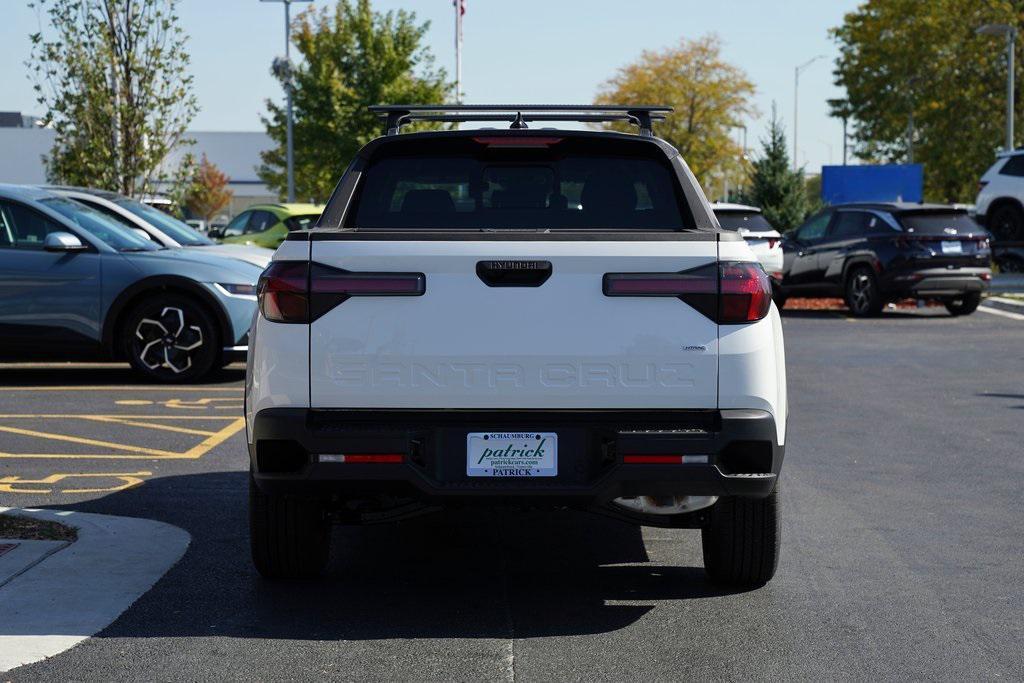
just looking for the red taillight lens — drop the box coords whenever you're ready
[258,261,309,323]
[258,262,426,323]
[719,262,772,323]
[602,271,717,296]
[603,261,771,324]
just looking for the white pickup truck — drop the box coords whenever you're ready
[246,105,787,587]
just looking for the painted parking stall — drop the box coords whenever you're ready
[0,367,245,502]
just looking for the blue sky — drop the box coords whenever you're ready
[1,0,861,173]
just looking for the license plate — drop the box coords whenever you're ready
[466,432,557,477]
[941,240,963,254]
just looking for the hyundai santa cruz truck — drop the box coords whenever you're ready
[245,105,787,587]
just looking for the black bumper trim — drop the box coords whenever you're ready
[249,408,784,503]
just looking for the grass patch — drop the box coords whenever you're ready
[0,513,77,542]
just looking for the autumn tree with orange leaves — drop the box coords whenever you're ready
[183,154,233,222]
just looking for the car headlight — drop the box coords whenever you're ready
[215,283,257,298]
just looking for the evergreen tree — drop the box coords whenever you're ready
[746,107,811,232]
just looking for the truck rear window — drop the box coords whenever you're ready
[897,211,983,235]
[714,210,773,231]
[349,143,691,230]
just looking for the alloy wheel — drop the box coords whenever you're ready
[848,273,874,314]
[134,306,204,375]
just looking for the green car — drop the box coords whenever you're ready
[216,203,324,249]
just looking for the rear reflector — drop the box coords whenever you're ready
[604,261,771,324]
[622,454,709,464]
[258,261,425,323]
[319,454,405,464]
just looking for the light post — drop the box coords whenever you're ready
[794,55,826,171]
[262,0,311,202]
[977,23,1018,151]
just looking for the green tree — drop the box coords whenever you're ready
[183,154,233,222]
[259,0,451,202]
[745,107,811,232]
[28,0,198,198]
[595,35,756,187]
[830,0,1020,202]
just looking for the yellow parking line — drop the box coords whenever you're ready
[0,425,180,457]
[0,414,238,419]
[0,416,246,460]
[0,386,242,392]
[180,418,246,458]
[80,416,217,437]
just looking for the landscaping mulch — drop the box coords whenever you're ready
[0,513,77,542]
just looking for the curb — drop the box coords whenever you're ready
[0,508,190,674]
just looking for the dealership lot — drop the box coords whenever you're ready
[2,310,1023,680]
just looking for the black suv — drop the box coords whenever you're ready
[777,203,992,316]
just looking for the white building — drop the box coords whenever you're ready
[0,119,277,215]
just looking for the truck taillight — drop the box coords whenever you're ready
[258,261,425,324]
[258,261,308,323]
[719,262,772,323]
[603,261,771,324]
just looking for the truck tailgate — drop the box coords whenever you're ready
[309,239,718,409]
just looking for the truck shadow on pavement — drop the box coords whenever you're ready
[47,471,746,641]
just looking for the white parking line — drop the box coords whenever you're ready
[978,305,1024,321]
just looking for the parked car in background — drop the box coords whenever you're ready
[712,203,784,301]
[778,203,991,316]
[0,184,263,381]
[45,187,272,268]
[975,151,1024,272]
[212,203,323,249]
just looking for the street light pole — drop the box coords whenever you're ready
[978,23,1018,151]
[262,0,311,202]
[794,55,826,171]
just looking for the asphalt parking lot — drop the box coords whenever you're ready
[2,307,1023,680]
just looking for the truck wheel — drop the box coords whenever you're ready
[123,294,219,383]
[249,474,330,579]
[701,488,780,587]
[844,267,884,317]
[944,292,982,316]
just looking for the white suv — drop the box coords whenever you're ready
[976,151,1024,271]
[245,105,787,587]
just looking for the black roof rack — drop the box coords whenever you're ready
[369,104,673,138]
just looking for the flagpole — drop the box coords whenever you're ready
[454,1,462,103]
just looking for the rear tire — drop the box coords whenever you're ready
[988,202,1024,242]
[844,266,884,317]
[944,292,982,316]
[701,487,780,588]
[249,474,330,579]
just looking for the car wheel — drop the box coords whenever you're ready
[701,487,780,588]
[249,473,330,579]
[997,255,1024,273]
[123,294,219,383]
[944,292,982,316]
[989,202,1024,242]
[844,267,884,317]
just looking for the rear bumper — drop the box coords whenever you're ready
[886,267,991,298]
[248,408,784,505]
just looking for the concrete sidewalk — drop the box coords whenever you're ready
[0,508,190,673]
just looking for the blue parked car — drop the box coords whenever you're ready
[0,184,262,382]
